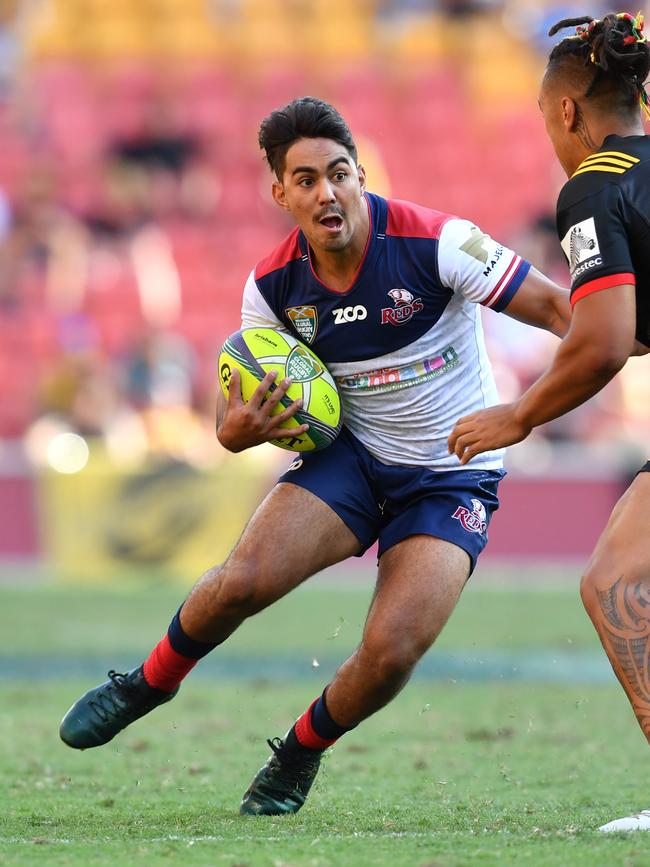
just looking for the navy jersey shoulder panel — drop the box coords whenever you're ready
[385,197,453,240]
[254,227,308,321]
[384,197,455,293]
[251,194,457,364]
[255,227,303,281]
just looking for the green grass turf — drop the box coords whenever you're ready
[2,574,650,866]
[0,570,602,656]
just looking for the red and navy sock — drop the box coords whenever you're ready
[288,688,355,752]
[142,607,219,693]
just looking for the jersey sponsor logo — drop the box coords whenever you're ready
[452,498,487,535]
[561,217,601,274]
[285,305,318,343]
[332,305,367,324]
[481,245,504,277]
[337,346,459,393]
[572,256,603,280]
[459,226,490,264]
[286,457,303,472]
[380,288,424,326]
[459,227,503,276]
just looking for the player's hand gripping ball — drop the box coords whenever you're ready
[219,328,342,451]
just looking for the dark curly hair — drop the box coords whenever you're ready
[258,96,358,179]
[545,12,650,116]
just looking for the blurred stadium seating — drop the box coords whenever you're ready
[0,0,645,570]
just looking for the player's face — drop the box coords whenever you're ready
[272,137,367,254]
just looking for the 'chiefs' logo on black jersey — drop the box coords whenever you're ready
[381,288,424,326]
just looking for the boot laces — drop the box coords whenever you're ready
[87,670,141,722]
[265,737,321,786]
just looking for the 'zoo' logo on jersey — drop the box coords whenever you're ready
[561,217,601,274]
[452,498,487,535]
[332,305,367,324]
[381,288,423,326]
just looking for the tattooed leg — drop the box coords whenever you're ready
[580,472,650,744]
[590,576,650,739]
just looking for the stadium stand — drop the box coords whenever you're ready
[0,0,626,448]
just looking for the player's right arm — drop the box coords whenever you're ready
[216,270,308,453]
[513,282,636,424]
[448,184,639,463]
[216,369,308,453]
[498,266,570,338]
[448,282,636,463]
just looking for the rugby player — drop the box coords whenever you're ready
[448,11,650,833]
[60,97,570,815]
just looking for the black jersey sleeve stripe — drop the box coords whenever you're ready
[571,272,636,306]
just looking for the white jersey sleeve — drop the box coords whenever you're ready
[437,218,530,312]
[241,270,284,329]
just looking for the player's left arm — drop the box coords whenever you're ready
[448,281,636,463]
[499,266,570,338]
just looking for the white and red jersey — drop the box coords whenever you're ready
[241,193,530,470]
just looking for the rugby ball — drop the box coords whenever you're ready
[218,328,342,452]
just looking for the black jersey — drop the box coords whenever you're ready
[556,133,650,347]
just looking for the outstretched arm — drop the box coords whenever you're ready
[448,283,637,464]
[500,266,570,338]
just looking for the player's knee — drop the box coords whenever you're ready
[579,567,598,612]
[360,636,426,686]
[580,558,645,613]
[215,564,269,618]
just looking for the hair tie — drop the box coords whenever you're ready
[640,85,650,120]
[576,18,599,40]
[617,10,646,44]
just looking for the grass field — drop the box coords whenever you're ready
[3,569,650,866]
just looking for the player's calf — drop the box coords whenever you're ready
[581,566,650,744]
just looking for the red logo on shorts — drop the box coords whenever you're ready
[452,498,487,535]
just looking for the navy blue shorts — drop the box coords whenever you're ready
[278,428,505,573]
[639,461,650,474]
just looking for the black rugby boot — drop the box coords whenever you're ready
[239,733,323,816]
[59,666,178,749]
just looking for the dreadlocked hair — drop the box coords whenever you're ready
[547,12,650,115]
